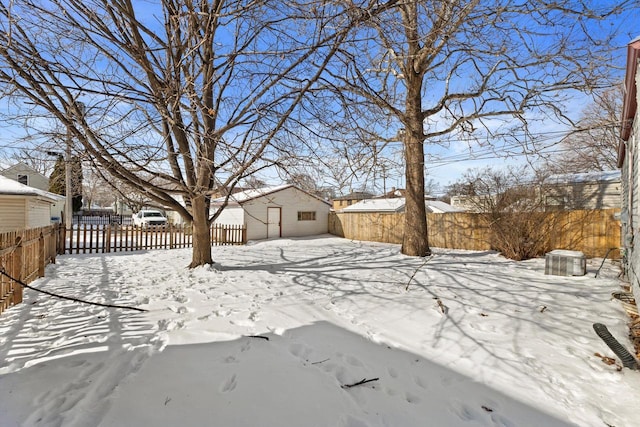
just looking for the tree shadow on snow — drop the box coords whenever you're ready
[1,321,577,427]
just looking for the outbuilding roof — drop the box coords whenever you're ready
[211,184,331,206]
[0,175,63,202]
[341,198,405,213]
[340,197,462,213]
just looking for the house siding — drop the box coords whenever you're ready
[28,199,53,228]
[543,180,621,210]
[630,119,639,300]
[0,195,55,232]
[0,163,49,191]
[620,65,640,311]
[0,197,27,231]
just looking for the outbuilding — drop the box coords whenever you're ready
[211,185,331,240]
[0,175,63,232]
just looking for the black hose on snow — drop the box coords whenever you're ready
[592,323,639,370]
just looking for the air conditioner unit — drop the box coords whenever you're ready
[545,250,586,276]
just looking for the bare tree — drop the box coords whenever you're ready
[447,166,553,260]
[544,87,623,174]
[83,167,118,210]
[0,149,53,176]
[319,0,633,257]
[0,0,363,267]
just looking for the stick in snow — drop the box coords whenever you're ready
[341,378,379,389]
[246,335,269,341]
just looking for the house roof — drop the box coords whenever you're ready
[546,170,621,185]
[341,198,405,212]
[0,162,49,181]
[340,197,462,213]
[619,36,640,166]
[374,188,406,199]
[0,175,63,202]
[425,200,464,213]
[333,191,374,201]
[211,184,331,206]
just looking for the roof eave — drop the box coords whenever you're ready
[618,39,640,167]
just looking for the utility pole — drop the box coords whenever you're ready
[65,101,85,232]
[65,126,73,232]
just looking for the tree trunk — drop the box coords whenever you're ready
[189,195,213,268]
[401,73,431,257]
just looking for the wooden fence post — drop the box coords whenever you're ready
[49,226,56,264]
[106,225,112,253]
[11,236,23,305]
[57,223,66,255]
[38,232,45,278]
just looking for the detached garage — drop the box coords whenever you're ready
[0,176,61,232]
[212,185,331,241]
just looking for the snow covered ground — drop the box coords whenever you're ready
[0,236,638,427]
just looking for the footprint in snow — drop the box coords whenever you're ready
[342,354,361,367]
[414,375,427,389]
[220,374,237,393]
[387,367,398,379]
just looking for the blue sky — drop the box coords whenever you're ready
[1,2,638,197]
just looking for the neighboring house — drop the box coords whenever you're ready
[372,187,439,201]
[541,170,622,210]
[450,171,621,213]
[341,198,462,214]
[374,187,406,199]
[449,195,488,213]
[0,175,63,232]
[0,162,49,190]
[618,36,640,312]
[211,184,331,240]
[0,162,65,221]
[331,191,374,210]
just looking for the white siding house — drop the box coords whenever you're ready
[0,162,49,191]
[0,162,65,221]
[0,176,62,232]
[542,170,621,210]
[618,36,640,312]
[211,185,331,241]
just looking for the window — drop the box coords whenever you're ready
[297,211,316,221]
[17,174,28,185]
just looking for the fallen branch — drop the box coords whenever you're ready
[435,298,448,315]
[406,255,435,291]
[341,378,379,389]
[0,268,147,312]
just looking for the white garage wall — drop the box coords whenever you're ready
[0,197,27,232]
[213,205,245,225]
[27,199,53,228]
[242,187,329,240]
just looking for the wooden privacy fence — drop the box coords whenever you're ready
[61,223,246,254]
[329,209,621,259]
[0,226,58,315]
